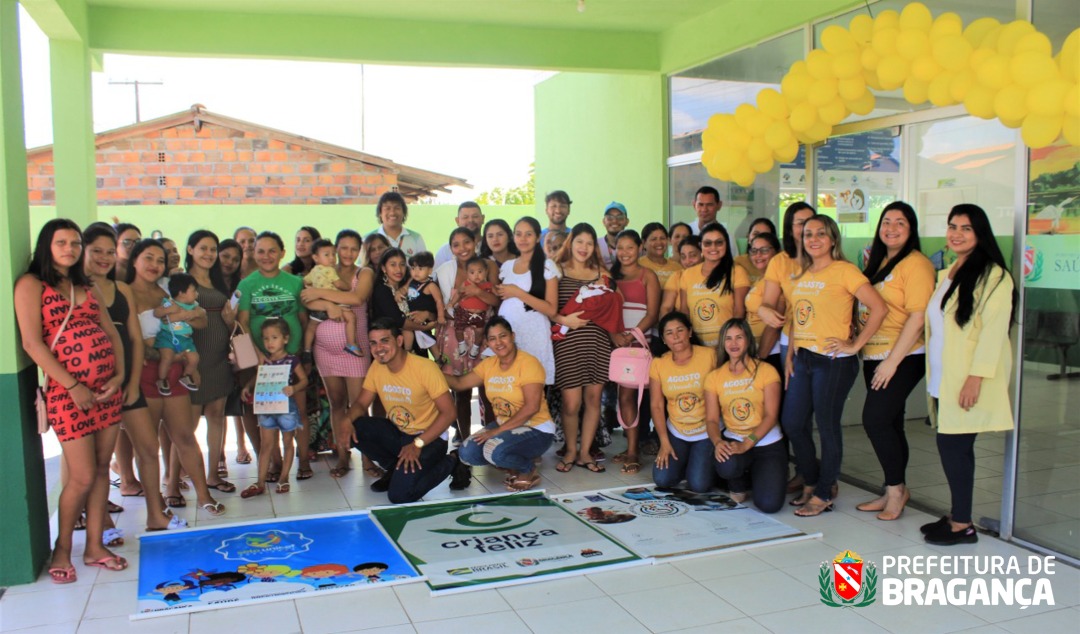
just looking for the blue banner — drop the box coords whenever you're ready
[136,511,420,618]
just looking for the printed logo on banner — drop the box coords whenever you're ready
[629,501,689,518]
[818,550,877,608]
[1023,243,1043,282]
[429,511,538,535]
[215,530,313,562]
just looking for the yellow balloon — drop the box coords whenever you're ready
[964,84,997,119]
[861,47,882,71]
[732,164,756,188]
[1066,85,1079,118]
[897,29,931,61]
[774,139,800,163]
[821,25,858,54]
[1021,113,1063,148]
[789,101,818,131]
[877,55,910,90]
[819,99,848,125]
[872,27,900,57]
[979,25,1004,52]
[898,3,932,32]
[932,34,973,72]
[1027,80,1071,117]
[714,113,741,139]
[838,77,868,101]
[807,49,835,80]
[903,78,930,104]
[747,110,772,137]
[998,115,1024,129]
[911,56,942,83]
[968,48,995,72]
[1058,30,1079,83]
[929,13,963,40]
[728,127,752,151]
[993,84,1029,121]
[928,72,955,106]
[748,137,773,163]
[874,10,900,33]
[831,51,863,79]
[807,78,839,107]
[804,120,833,143]
[716,148,742,173]
[765,121,795,150]
[963,17,1002,49]
[864,68,884,91]
[1014,32,1051,56]
[849,14,874,44]
[846,91,876,115]
[749,156,775,175]
[975,53,1012,90]
[1011,51,1059,87]
[781,70,814,103]
[1063,114,1080,146]
[758,89,790,120]
[734,103,757,129]
[997,20,1036,56]
[950,69,975,102]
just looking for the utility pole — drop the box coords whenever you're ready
[359,64,365,151]
[108,79,163,123]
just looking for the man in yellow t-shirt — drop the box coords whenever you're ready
[346,317,470,502]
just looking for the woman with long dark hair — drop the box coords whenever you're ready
[16,219,128,581]
[216,238,243,294]
[742,232,784,377]
[678,222,749,348]
[638,222,682,290]
[480,218,519,266]
[922,204,1016,546]
[283,226,321,276]
[855,202,935,521]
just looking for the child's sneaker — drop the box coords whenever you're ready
[456,340,467,356]
[179,375,199,391]
[344,344,364,358]
[156,378,172,396]
[468,344,481,359]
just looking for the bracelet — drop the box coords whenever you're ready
[64,379,80,390]
[747,433,759,445]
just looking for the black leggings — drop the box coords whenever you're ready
[861,354,925,486]
[936,431,978,524]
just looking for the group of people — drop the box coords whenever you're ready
[17,186,1016,583]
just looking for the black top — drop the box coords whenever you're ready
[106,282,133,385]
[370,283,406,330]
[406,279,438,315]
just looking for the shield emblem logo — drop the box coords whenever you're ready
[832,551,863,601]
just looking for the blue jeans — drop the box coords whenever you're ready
[258,399,302,432]
[653,433,715,493]
[352,416,455,504]
[781,348,859,501]
[459,425,554,473]
[714,438,788,513]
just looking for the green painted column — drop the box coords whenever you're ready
[49,37,96,226]
[0,0,50,586]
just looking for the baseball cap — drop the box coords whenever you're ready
[604,201,628,216]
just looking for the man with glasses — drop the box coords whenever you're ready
[597,202,629,269]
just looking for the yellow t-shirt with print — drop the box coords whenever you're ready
[362,354,449,435]
[744,279,767,341]
[678,263,751,347]
[639,256,682,289]
[664,269,684,313]
[734,254,764,285]
[473,351,554,433]
[705,361,780,438]
[789,260,869,354]
[859,251,936,360]
[648,345,717,439]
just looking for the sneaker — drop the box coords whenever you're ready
[344,344,364,358]
[920,515,950,535]
[371,470,393,493]
[448,451,471,490]
[179,375,198,391]
[457,341,467,356]
[468,344,480,358]
[156,378,172,396]
[924,523,978,546]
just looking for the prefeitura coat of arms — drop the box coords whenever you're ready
[819,550,877,607]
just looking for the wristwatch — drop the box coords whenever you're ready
[747,433,759,445]
[413,436,425,449]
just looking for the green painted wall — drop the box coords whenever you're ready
[534,72,665,229]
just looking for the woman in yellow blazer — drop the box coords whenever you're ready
[923,204,1016,546]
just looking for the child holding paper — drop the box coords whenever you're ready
[241,319,308,496]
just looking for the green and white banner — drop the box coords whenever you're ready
[370,491,645,594]
[553,486,814,559]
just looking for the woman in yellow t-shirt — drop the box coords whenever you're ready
[660,235,701,317]
[638,222,683,290]
[733,217,777,285]
[783,215,886,517]
[742,233,784,375]
[678,223,750,348]
[704,319,785,513]
[855,202,936,522]
[444,317,555,492]
[757,202,817,372]
[648,312,718,493]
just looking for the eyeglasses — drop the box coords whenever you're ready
[701,240,726,247]
[748,247,775,255]
[120,239,137,248]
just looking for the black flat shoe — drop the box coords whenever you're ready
[920,515,949,535]
[924,524,978,546]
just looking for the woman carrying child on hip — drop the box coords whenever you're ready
[154,272,201,395]
[302,238,363,361]
[241,319,309,497]
[406,251,446,354]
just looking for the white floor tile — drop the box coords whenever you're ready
[666,618,772,633]
[81,580,138,620]
[700,569,819,616]
[0,585,92,631]
[586,561,692,595]
[74,613,189,634]
[856,600,990,633]
[495,575,605,610]
[613,582,745,631]
[671,550,764,581]
[294,586,409,634]
[336,627,416,634]
[514,596,650,634]
[188,600,300,634]
[753,603,888,634]
[0,623,77,634]
[392,583,510,623]
[413,611,530,634]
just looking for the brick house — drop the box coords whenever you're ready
[26,104,469,206]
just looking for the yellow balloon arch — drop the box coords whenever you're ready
[701,2,1080,187]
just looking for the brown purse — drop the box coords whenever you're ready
[38,282,75,434]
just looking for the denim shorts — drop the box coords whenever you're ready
[258,401,302,432]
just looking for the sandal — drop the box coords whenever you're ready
[107,501,124,513]
[276,483,291,494]
[363,464,385,479]
[74,512,87,530]
[554,460,574,473]
[794,496,834,517]
[266,471,280,483]
[620,461,641,475]
[103,528,124,547]
[555,445,568,458]
[506,474,540,492]
[329,466,351,478]
[235,451,253,465]
[788,486,814,507]
[84,555,128,571]
[200,502,226,516]
[575,461,606,474]
[612,451,629,464]
[240,484,265,499]
[217,461,229,477]
[208,480,236,493]
[48,565,77,584]
[165,495,187,508]
[296,468,314,480]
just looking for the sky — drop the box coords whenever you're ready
[17,6,548,202]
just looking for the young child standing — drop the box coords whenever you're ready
[155,272,201,395]
[448,256,496,358]
[241,319,309,496]
[405,251,445,350]
[302,239,363,359]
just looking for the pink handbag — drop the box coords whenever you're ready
[229,322,260,370]
[608,328,652,429]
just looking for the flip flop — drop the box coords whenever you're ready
[506,474,541,492]
[120,489,144,498]
[620,461,641,475]
[575,461,606,474]
[200,502,226,516]
[296,468,314,481]
[275,483,290,494]
[107,501,124,513]
[165,495,187,508]
[48,566,77,584]
[329,466,351,479]
[241,484,265,499]
[84,555,128,571]
[235,452,253,465]
[362,464,385,478]
[554,460,574,473]
[208,480,236,493]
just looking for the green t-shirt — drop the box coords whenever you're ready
[238,270,305,354]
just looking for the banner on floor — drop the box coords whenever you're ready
[553,485,812,559]
[135,511,419,618]
[370,491,645,594]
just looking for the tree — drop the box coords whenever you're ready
[476,163,534,205]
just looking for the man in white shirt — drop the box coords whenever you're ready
[690,186,738,256]
[597,201,628,269]
[540,190,571,241]
[368,191,426,258]
[434,201,484,268]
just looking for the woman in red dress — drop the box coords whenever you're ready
[15,219,127,583]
